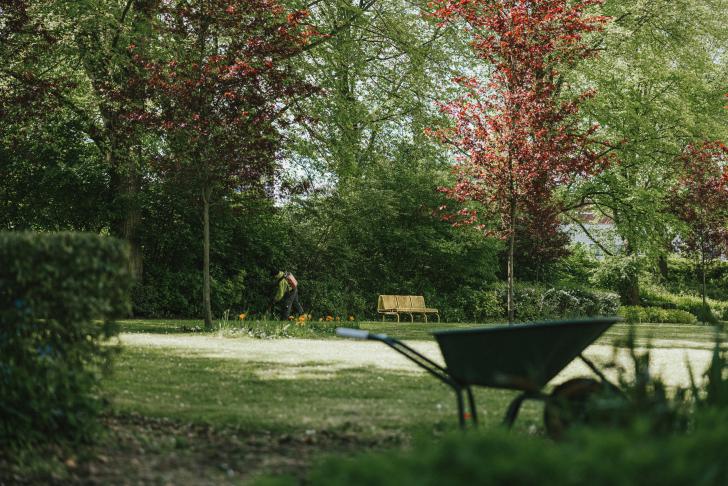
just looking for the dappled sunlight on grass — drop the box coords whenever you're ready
[106,346,539,437]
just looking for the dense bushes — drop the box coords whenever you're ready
[663,257,728,300]
[134,158,503,321]
[0,232,131,447]
[641,285,724,323]
[590,255,641,304]
[467,284,619,322]
[261,411,728,486]
[619,306,698,324]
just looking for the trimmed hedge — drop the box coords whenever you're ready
[260,410,728,486]
[619,306,698,324]
[0,232,131,447]
[641,285,724,323]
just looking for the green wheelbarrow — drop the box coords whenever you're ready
[336,317,623,433]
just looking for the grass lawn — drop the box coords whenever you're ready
[59,342,536,484]
[17,318,722,484]
[108,346,535,434]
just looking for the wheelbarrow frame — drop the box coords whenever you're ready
[336,317,622,429]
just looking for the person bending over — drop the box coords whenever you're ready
[270,269,303,320]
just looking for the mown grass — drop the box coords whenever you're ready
[37,319,713,483]
[105,346,539,438]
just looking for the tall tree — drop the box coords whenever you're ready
[429,0,611,322]
[671,141,728,317]
[0,0,157,279]
[281,0,469,276]
[565,0,728,263]
[141,0,317,328]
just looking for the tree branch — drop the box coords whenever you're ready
[299,0,378,53]
[565,213,615,256]
[111,0,135,50]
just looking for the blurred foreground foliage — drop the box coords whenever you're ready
[0,232,131,448]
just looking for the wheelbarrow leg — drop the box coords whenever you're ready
[456,387,465,429]
[466,386,478,425]
[503,392,528,428]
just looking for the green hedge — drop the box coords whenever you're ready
[0,232,131,447]
[619,306,698,324]
[470,284,619,322]
[261,410,728,486]
[641,286,725,323]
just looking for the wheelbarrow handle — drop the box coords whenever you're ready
[336,328,373,340]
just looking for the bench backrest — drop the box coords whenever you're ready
[378,295,398,311]
[410,295,426,309]
[378,295,427,311]
[396,295,413,309]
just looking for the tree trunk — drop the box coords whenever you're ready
[623,242,640,306]
[701,247,707,317]
[202,186,213,329]
[507,200,516,325]
[625,279,641,306]
[657,254,669,281]
[107,136,143,282]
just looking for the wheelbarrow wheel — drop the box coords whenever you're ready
[543,378,601,440]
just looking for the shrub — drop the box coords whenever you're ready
[0,232,131,447]
[260,410,728,486]
[688,303,719,324]
[132,268,248,318]
[473,283,619,322]
[472,289,502,320]
[641,285,722,323]
[618,306,698,324]
[550,243,600,286]
[590,255,641,304]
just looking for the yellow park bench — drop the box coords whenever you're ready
[377,295,440,323]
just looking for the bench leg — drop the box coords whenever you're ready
[424,314,428,323]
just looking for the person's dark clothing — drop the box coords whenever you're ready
[282,286,304,320]
[271,271,303,320]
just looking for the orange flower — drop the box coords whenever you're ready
[348,316,355,321]
[325,315,333,321]
[238,313,247,320]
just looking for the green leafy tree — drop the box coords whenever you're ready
[0,0,157,278]
[566,0,728,258]
[139,0,317,328]
[671,141,728,319]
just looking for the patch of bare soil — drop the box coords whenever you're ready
[1,413,404,486]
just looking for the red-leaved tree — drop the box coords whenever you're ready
[671,141,728,318]
[428,0,612,322]
[138,0,318,328]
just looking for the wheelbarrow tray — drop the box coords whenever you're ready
[434,317,619,392]
[336,316,622,429]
